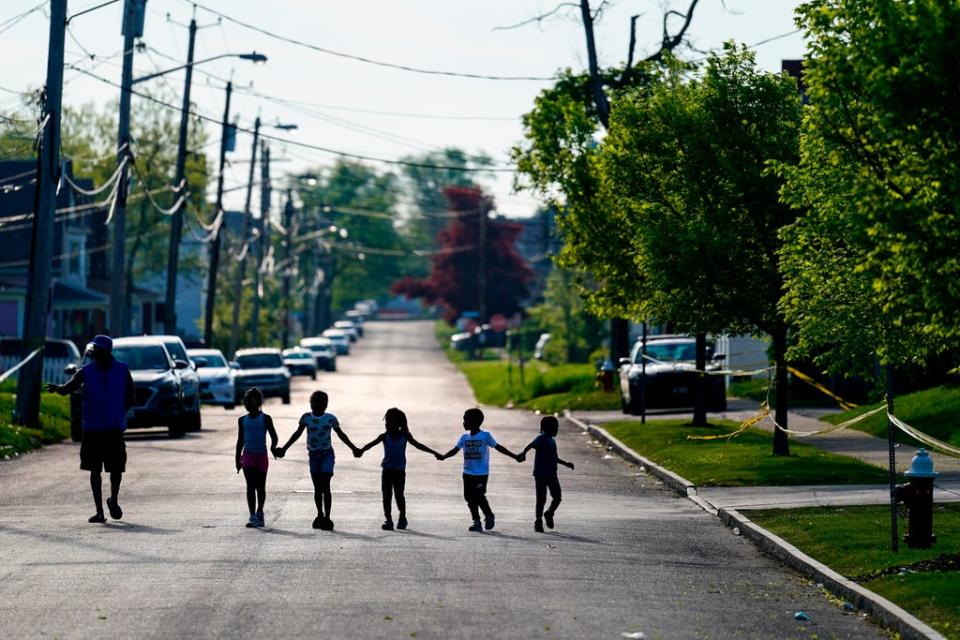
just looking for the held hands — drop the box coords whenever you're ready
[434,452,445,461]
[274,446,286,459]
[270,445,280,460]
[515,453,526,463]
[353,447,363,458]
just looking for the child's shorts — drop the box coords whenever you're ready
[241,451,269,475]
[309,448,335,475]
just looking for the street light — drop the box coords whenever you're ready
[131,51,267,85]
[160,16,268,335]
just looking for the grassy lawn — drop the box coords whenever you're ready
[824,384,960,448]
[0,389,72,458]
[603,419,890,487]
[436,320,620,412]
[747,504,960,639]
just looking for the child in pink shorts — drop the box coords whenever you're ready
[234,387,279,528]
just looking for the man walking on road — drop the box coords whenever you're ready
[47,335,135,523]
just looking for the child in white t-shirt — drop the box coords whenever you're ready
[276,390,359,530]
[437,408,522,532]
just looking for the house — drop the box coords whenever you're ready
[0,159,164,345]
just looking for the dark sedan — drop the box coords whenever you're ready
[618,335,727,414]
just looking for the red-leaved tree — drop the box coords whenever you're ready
[393,186,531,323]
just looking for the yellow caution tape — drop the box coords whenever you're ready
[787,366,859,411]
[768,405,884,437]
[888,412,960,459]
[686,402,771,441]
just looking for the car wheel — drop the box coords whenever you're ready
[186,409,202,432]
[168,421,186,438]
[225,403,235,411]
[311,371,317,380]
[282,392,291,405]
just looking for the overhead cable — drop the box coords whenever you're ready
[186,0,554,82]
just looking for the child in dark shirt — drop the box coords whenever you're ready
[355,407,441,530]
[519,416,574,533]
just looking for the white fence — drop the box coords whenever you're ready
[0,356,73,385]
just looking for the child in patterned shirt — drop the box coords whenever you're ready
[276,390,359,530]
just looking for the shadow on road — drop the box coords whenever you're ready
[545,531,603,545]
[104,521,180,535]
[395,529,451,541]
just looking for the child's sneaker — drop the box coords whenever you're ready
[382,519,394,531]
[321,517,334,531]
[312,516,324,529]
[484,513,496,530]
[245,515,257,528]
[397,515,408,530]
[544,510,555,529]
[255,512,265,528]
[106,497,123,520]
[468,521,483,532]
[88,513,106,524]
[534,520,544,533]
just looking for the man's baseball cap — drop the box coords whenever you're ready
[91,335,113,351]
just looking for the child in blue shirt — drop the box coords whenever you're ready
[519,416,574,533]
[437,408,523,532]
[356,407,441,531]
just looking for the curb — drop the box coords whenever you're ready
[563,411,947,640]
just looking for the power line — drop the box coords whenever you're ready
[0,1,47,36]
[66,65,517,173]
[186,0,555,82]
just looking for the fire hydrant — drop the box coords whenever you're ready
[895,448,937,549]
[597,359,616,392]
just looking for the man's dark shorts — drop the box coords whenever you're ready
[80,430,126,473]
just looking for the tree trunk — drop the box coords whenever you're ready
[772,320,790,456]
[609,318,630,364]
[692,331,707,426]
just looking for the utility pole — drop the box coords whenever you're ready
[15,0,67,428]
[250,141,269,346]
[228,117,260,357]
[280,190,294,349]
[202,80,232,347]
[163,16,197,335]
[109,0,144,336]
[885,363,899,553]
[478,200,487,322]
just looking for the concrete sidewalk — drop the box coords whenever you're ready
[573,401,960,509]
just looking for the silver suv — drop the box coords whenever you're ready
[232,348,291,404]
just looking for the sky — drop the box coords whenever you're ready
[0,0,807,218]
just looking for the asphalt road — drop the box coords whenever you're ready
[0,321,887,640]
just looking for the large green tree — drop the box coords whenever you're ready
[600,47,802,441]
[779,0,960,378]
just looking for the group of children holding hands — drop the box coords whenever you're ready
[235,388,574,533]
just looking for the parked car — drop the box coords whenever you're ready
[473,324,506,348]
[321,329,351,355]
[618,335,726,415]
[151,335,202,431]
[67,337,191,440]
[232,348,291,404]
[355,299,378,317]
[344,311,365,336]
[333,320,360,342]
[450,332,474,352]
[299,337,337,371]
[533,333,551,360]
[282,348,318,379]
[188,348,235,410]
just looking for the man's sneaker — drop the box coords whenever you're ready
[312,516,324,530]
[484,513,496,530]
[88,513,106,524]
[106,497,123,520]
[534,520,544,533]
[468,521,483,532]
[255,512,265,528]
[245,515,257,528]
[544,511,555,529]
[397,516,408,530]
[382,520,394,531]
